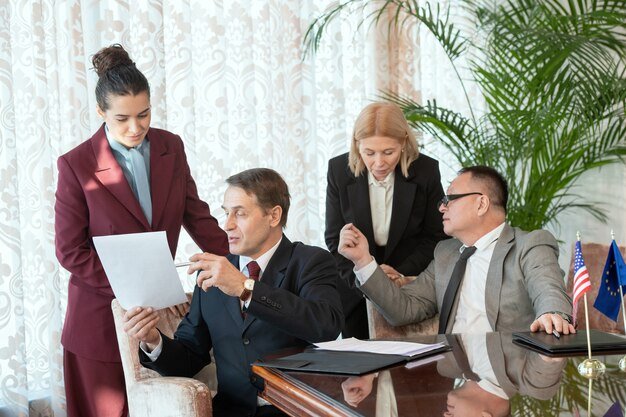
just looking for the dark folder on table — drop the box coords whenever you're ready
[512,330,626,355]
[253,345,450,376]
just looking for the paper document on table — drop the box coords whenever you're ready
[314,337,446,357]
[93,231,187,310]
[405,353,446,369]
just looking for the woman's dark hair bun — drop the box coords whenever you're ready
[92,44,134,77]
[92,44,150,110]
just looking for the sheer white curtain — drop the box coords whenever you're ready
[0,0,459,415]
[4,0,617,415]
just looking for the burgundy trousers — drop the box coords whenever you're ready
[64,350,128,417]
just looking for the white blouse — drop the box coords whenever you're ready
[368,171,395,247]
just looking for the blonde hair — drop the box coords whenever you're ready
[348,102,419,177]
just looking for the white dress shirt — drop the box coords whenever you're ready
[354,223,506,335]
[354,257,380,284]
[375,370,398,417]
[140,239,283,407]
[239,238,282,309]
[368,171,394,247]
[459,333,509,399]
[451,223,505,334]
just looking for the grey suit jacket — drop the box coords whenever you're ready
[358,224,572,332]
[438,333,565,400]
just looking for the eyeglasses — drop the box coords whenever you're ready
[438,192,483,207]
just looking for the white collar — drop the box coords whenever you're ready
[460,222,506,253]
[367,170,394,187]
[238,236,283,274]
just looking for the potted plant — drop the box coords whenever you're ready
[305,0,626,231]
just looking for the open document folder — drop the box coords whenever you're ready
[253,338,449,375]
[93,231,187,310]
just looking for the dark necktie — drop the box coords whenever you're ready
[438,246,477,334]
[241,261,261,319]
[247,261,260,281]
[446,334,480,382]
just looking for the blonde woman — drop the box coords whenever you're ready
[325,102,447,338]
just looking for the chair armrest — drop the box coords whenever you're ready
[127,377,213,417]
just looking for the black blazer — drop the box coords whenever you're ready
[325,152,447,313]
[140,236,344,417]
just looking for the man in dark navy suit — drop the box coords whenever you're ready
[123,168,344,417]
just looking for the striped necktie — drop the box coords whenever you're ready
[247,261,261,281]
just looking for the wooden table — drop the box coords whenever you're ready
[252,333,626,417]
[253,365,359,417]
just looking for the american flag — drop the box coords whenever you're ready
[572,240,592,324]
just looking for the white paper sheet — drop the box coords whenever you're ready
[93,231,187,310]
[405,353,445,369]
[314,337,446,357]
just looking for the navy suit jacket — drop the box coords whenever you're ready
[140,236,344,417]
[325,152,447,319]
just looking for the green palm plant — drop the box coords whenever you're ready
[510,358,626,416]
[305,0,626,230]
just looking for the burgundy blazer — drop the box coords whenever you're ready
[55,124,228,362]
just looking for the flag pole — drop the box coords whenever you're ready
[583,294,592,360]
[613,230,626,333]
[613,229,626,373]
[587,379,593,417]
[576,231,605,379]
[579,232,592,360]
[619,284,626,328]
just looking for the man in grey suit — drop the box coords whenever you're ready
[438,332,565,417]
[338,165,574,334]
[340,332,565,416]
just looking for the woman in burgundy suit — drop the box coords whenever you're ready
[54,44,228,417]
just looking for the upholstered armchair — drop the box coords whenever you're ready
[111,297,216,417]
[366,276,439,339]
[565,242,626,333]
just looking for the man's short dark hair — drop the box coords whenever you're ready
[458,166,508,213]
[226,168,291,227]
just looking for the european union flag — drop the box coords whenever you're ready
[593,240,626,321]
[603,401,624,417]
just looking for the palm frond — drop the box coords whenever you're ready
[306,0,626,231]
[303,0,468,61]
[303,1,357,59]
[380,92,480,165]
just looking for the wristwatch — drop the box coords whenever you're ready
[239,278,255,301]
[546,311,572,324]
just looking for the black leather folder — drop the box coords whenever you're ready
[253,345,450,376]
[512,330,626,355]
